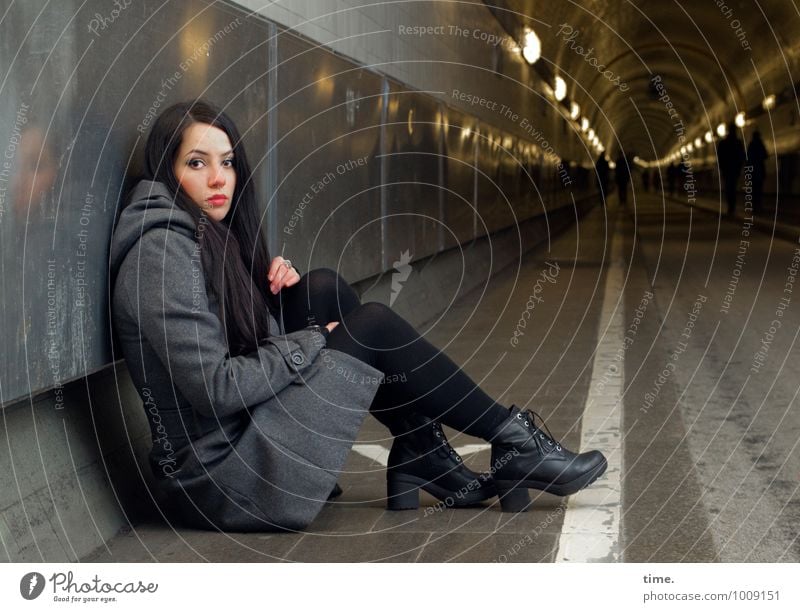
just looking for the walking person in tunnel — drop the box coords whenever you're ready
[716,122,745,217]
[614,152,630,205]
[595,152,610,205]
[108,99,607,532]
[746,130,769,215]
[667,162,678,197]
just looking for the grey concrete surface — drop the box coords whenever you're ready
[622,194,800,562]
[83,192,800,562]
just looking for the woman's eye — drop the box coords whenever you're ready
[186,157,233,169]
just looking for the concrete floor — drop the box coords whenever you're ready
[82,194,800,562]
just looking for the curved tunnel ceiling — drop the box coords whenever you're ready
[488,0,800,160]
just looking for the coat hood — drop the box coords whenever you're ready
[109,179,196,286]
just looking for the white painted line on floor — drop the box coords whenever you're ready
[351,444,390,467]
[451,443,491,456]
[351,443,491,467]
[556,222,624,563]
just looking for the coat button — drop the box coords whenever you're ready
[291,352,305,365]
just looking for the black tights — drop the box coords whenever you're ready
[277,268,509,439]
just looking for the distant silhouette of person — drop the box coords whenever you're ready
[716,122,745,216]
[641,169,650,192]
[615,154,630,205]
[746,130,768,215]
[667,163,678,196]
[595,153,610,205]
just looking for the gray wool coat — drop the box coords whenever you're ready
[109,180,384,532]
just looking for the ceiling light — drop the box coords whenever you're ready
[705,130,713,143]
[716,122,727,137]
[694,137,702,148]
[762,94,776,110]
[581,117,589,132]
[735,111,746,128]
[570,102,580,120]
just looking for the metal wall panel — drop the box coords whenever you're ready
[273,28,384,282]
[440,106,478,250]
[382,80,442,265]
[519,145,547,220]
[496,133,523,230]
[474,123,504,237]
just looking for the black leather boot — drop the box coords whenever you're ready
[488,405,607,512]
[386,414,497,510]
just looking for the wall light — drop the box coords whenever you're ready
[716,122,727,137]
[762,94,776,111]
[581,117,589,132]
[588,128,595,141]
[554,76,567,101]
[522,29,541,64]
[570,102,580,120]
[694,137,702,148]
[734,111,746,128]
[705,130,713,143]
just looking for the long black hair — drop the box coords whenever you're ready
[142,99,278,356]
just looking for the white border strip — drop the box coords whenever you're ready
[556,224,624,562]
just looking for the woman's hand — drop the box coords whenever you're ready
[268,256,300,294]
[325,321,340,333]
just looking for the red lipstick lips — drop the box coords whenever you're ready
[207,195,228,206]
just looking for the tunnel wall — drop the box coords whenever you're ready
[0,1,596,560]
[237,0,592,163]
[1,0,593,410]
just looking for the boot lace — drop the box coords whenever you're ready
[516,409,563,453]
[431,421,463,462]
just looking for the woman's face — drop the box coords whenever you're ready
[173,122,236,222]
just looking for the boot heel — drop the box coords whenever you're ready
[496,483,532,512]
[387,474,420,510]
